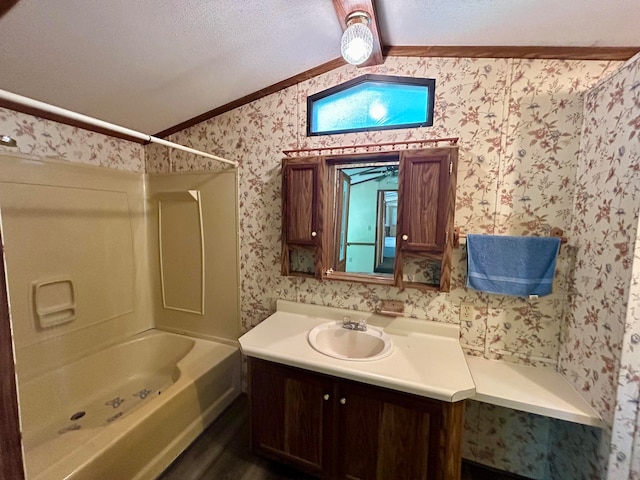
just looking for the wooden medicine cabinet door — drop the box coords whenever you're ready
[397,148,457,254]
[281,156,325,278]
[395,147,458,291]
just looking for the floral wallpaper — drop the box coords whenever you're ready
[560,52,640,479]
[464,400,551,478]
[145,55,627,478]
[547,419,607,479]
[3,52,637,479]
[0,107,144,172]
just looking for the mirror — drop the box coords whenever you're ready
[330,160,399,276]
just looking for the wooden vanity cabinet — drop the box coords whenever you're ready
[337,381,464,480]
[249,358,465,480]
[249,358,334,475]
[281,156,326,279]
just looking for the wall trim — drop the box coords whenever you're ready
[3,46,636,143]
[155,45,638,138]
[0,98,147,145]
[0,230,25,479]
[154,57,347,138]
[384,45,640,60]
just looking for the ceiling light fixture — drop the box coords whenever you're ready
[0,135,18,147]
[340,11,373,66]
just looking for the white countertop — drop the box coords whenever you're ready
[466,356,605,428]
[239,300,604,427]
[239,300,476,403]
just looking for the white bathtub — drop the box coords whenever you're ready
[18,329,242,480]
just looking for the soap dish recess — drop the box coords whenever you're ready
[33,278,76,328]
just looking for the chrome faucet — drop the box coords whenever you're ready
[342,316,367,331]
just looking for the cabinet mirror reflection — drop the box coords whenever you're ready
[332,163,398,276]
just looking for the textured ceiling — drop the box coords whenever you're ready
[0,0,639,134]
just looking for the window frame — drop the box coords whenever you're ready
[306,74,436,137]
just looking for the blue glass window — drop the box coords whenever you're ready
[307,75,435,136]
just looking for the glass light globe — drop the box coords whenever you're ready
[340,22,373,65]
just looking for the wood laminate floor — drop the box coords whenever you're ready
[158,394,528,480]
[158,394,315,480]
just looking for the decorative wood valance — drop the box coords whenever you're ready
[282,138,459,157]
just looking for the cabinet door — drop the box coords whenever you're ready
[249,358,333,476]
[337,381,461,480]
[397,148,455,254]
[281,156,326,279]
[282,157,324,245]
[333,169,351,272]
[395,147,458,292]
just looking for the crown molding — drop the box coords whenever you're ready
[384,45,640,60]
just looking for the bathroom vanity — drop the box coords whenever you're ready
[249,358,464,479]
[239,300,475,480]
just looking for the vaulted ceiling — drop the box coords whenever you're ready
[0,0,639,136]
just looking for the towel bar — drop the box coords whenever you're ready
[453,226,568,248]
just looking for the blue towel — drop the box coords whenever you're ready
[466,234,561,297]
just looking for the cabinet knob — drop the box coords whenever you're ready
[339,397,346,405]
[323,394,330,401]
[311,231,317,237]
[402,234,408,241]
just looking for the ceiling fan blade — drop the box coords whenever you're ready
[353,167,385,176]
[353,167,385,177]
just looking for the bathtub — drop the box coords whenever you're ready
[18,329,242,480]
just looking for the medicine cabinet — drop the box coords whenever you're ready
[281,144,458,292]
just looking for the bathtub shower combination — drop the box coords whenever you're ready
[0,154,242,479]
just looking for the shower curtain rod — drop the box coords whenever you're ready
[0,89,237,167]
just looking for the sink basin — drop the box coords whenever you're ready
[308,321,393,361]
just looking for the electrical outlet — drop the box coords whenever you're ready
[460,302,474,322]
